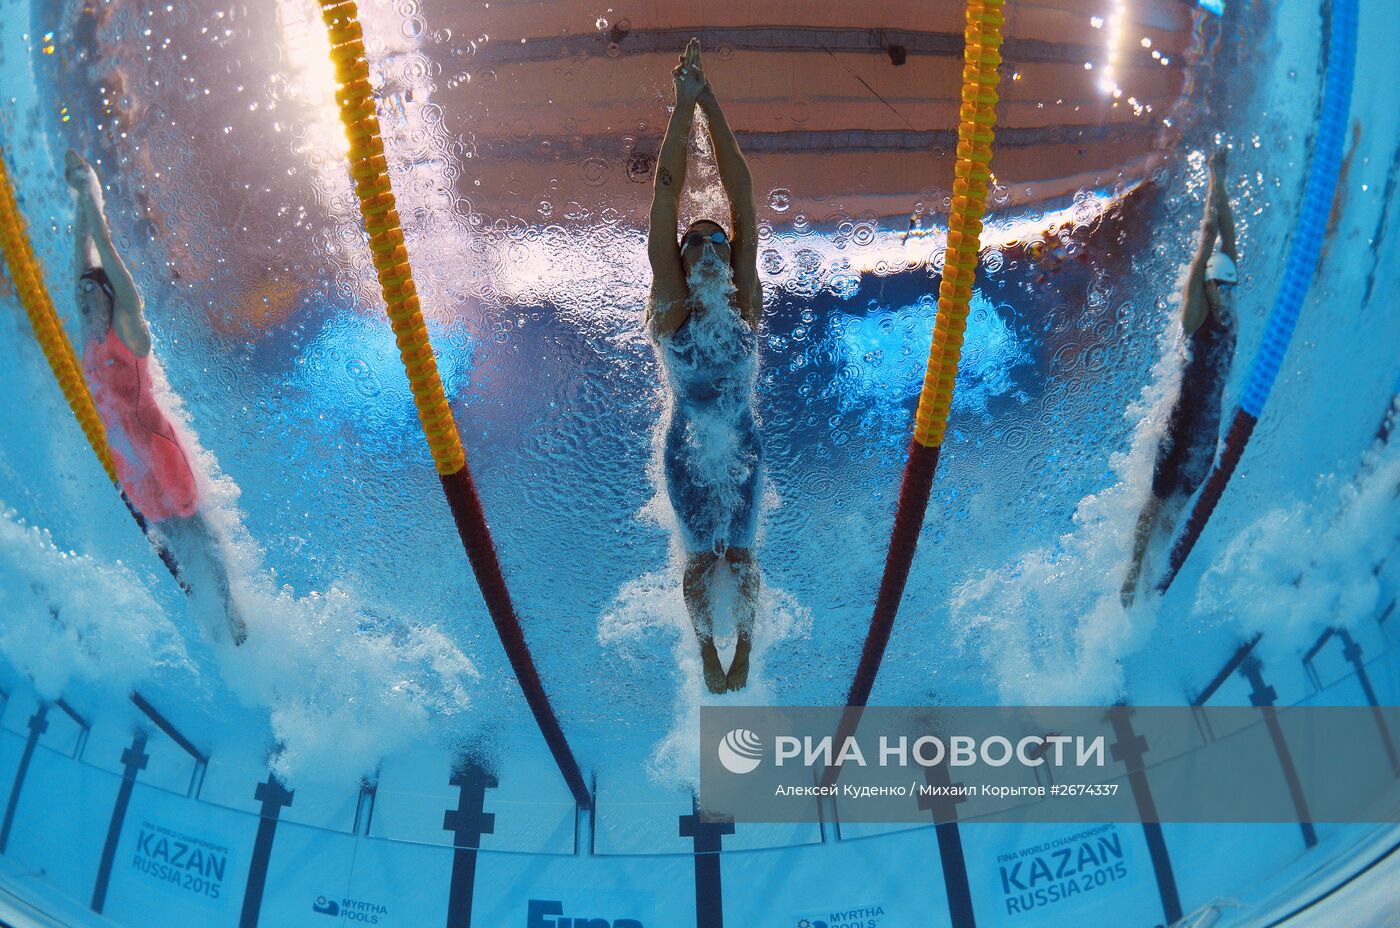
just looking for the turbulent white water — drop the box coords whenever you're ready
[1196,434,1400,666]
[0,506,189,700]
[952,326,1399,709]
[218,581,480,782]
[597,567,811,786]
[949,321,1189,704]
[0,354,481,784]
[153,347,487,781]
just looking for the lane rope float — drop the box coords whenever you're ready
[317,0,590,808]
[836,0,1006,739]
[0,148,196,590]
[0,148,116,482]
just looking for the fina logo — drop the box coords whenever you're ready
[527,899,642,927]
[717,728,764,774]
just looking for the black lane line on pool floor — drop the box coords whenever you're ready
[920,759,976,928]
[90,731,148,913]
[444,760,496,928]
[1190,635,1262,707]
[0,704,47,854]
[129,691,208,798]
[1342,631,1400,775]
[239,773,293,928]
[680,796,733,928]
[1304,629,1400,775]
[1108,707,1183,927]
[1239,656,1317,849]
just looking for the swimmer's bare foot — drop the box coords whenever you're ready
[699,638,726,693]
[1120,564,1140,609]
[1121,530,1153,609]
[725,632,751,692]
[226,600,249,646]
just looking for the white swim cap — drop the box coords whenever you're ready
[1205,251,1238,285]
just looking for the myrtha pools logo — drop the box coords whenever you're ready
[717,728,764,774]
[795,906,886,928]
[313,895,389,923]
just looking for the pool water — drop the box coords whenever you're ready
[0,0,1398,924]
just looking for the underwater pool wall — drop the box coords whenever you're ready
[3,0,1400,924]
[0,594,1396,928]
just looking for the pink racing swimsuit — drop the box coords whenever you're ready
[82,324,200,523]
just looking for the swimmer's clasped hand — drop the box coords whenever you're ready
[672,37,707,106]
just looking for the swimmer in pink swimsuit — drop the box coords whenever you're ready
[83,294,200,523]
[67,150,247,644]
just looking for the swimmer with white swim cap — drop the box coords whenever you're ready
[66,150,249,644]
[645,39,763,692]
[1122,147,1240,607]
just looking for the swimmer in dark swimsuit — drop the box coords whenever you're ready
[646,40,763,693]
[66,150,248,644]
[1122,148,1239,607]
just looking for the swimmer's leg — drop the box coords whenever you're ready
[724,547,759,691]
[1121,493,1164,608]
[684,552,725,693]
[120,491,192,594]
[166,512,248,645]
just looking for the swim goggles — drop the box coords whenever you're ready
[80,266,116,301]
[681,229,729,254]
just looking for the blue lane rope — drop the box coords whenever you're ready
[1158,0,1359,593]
[1239,0,1358,417]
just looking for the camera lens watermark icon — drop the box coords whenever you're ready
[718,728,763,774]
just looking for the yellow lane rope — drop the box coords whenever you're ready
[912,0,1005,449]
[317,0,466,475]
[0,147,118,482]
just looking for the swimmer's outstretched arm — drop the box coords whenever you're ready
[1213,150,1238,263]
[66,151,150,354]
[1181,151,1223,333]
[698,76,761,328]
[72,185,97,281]
[82,193,149,352]
[647,40,705,334]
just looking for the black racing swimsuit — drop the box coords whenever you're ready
[1151,309,1237,500]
